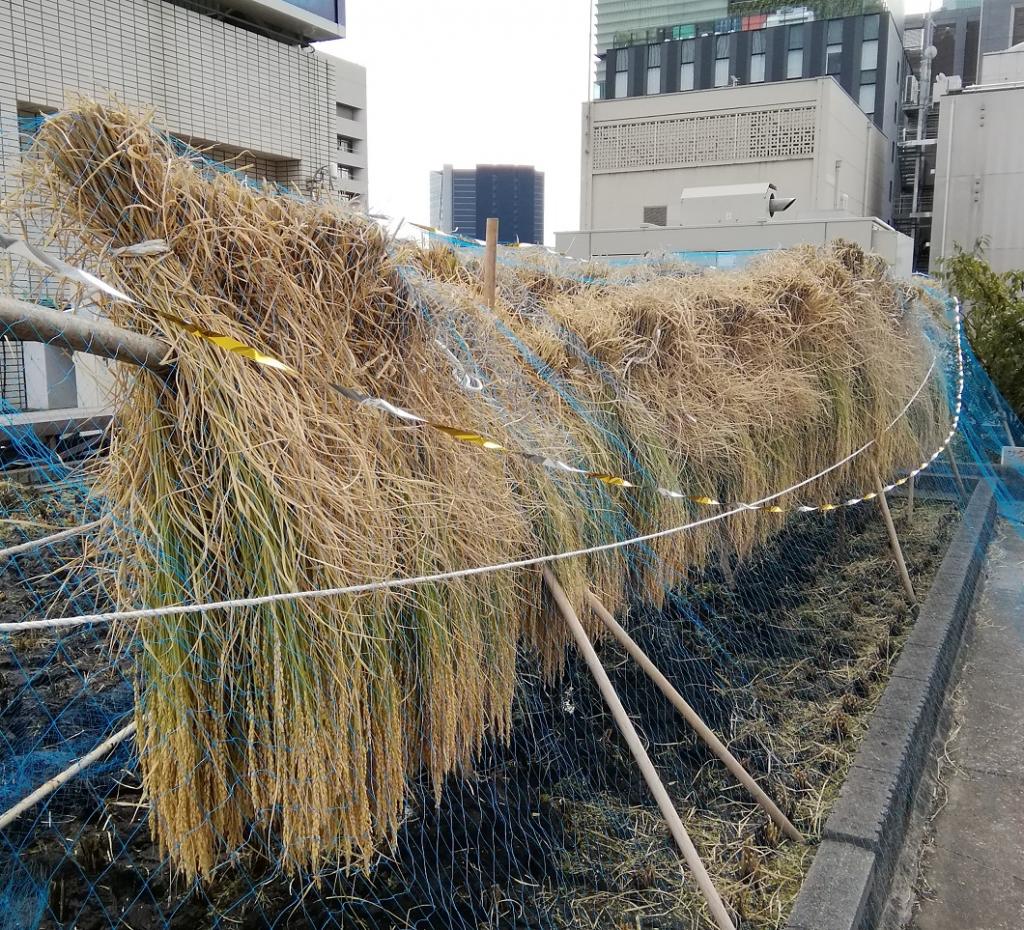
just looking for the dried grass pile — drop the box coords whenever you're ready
[14,103,946,881]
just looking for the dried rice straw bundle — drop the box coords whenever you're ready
[15,101,946,882]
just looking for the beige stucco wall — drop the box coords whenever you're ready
[932,82,1024,274]
[579,77,890,230]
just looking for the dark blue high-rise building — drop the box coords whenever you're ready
[430,164,545,244]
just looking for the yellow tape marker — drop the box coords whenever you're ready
[155,311,931,518]
[159,313,298,375]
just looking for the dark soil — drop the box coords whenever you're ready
[0,495,960,930]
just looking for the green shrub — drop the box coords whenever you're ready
[939,239,1024,420]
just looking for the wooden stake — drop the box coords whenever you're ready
[906,474,915,525]
[871,467,917,605]
[585,590,804,844]
[945,447,968,500]
[483,217,499,310]
[543,568,737,930]
[715,537,736,588]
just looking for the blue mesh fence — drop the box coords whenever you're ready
[0,104,1019,930]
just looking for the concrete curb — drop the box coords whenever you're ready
[786,481,997,930]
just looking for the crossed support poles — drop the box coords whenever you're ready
[543,567,807,930]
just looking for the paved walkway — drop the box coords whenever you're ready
[911,521,1024,930]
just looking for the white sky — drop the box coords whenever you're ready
[317,0,595,244]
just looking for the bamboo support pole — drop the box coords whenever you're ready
[543,568,737,930]
[0,515,109,562]
[585,590,804,844]
[945,447,968,500]
[482,217,498,310]
[871,467,917,604]
[906,474,915,525]
[0,296,169,373]
[0,722,136,831]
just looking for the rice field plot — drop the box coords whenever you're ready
[0,489,958,930]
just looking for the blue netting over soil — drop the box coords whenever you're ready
[0,105,1020,930]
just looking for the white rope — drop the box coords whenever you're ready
[0,302,963,634]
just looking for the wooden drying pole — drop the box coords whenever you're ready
[543,568,737,930]
[906,475,915,525]
[871,466,917,604]
[0,722,136,830]
[482,217,499,310]
[945,447,968,500]
[0,296,170,372]
[585,590,804,844]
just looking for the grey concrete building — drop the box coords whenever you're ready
[595,0,727,90]
[931,45,1024,273]
[0,0,368,204]
[596,9,904,141]
[578,76,895,232]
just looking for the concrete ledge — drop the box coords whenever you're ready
[786,481,997,930]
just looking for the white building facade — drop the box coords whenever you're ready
[0,0,367,202]
[931,46,1024,274]
[578,76,895,232]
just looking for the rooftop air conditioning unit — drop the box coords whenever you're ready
[679,183,796,225]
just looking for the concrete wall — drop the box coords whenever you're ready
[932,81,1024,273]
[979,0,1019,55]
[555,216,914,277]
[580,77,890,230]
[330,55,369,203]
[981,44,1024,82]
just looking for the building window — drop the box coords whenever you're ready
[647,44,662,94]
[714,35,730,86]
[337,165,353,180]
[787,24,804,79]
[1013,5,1024,45]
[861,38,878,70]
[336,104,357,120]
[750,30,766,83]
[859,77,876,114]
[615,48,629,97]
[680,40,696,90]
[643,205,668,226]
[337,135,355,153]
[863,14,880,40]
[826,20,843,75]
